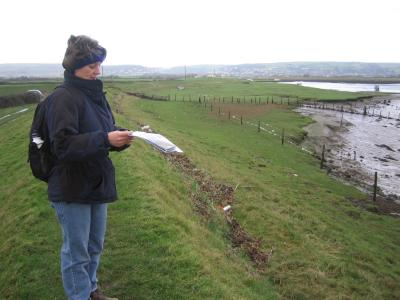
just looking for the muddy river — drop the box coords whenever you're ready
[296,96,400,198]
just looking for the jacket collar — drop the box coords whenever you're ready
[64,71,105,104]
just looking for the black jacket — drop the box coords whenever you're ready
[46,72,126,203]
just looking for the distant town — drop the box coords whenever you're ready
[1,62,400,80]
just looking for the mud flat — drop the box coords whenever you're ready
[296,94,400,216]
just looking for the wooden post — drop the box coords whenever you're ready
[373,172,378,201]
[241,115,243,125]
[258,121,260,132]
[228,111,230,120]
[281,128,285,145]
[320,144,325,169]
[218,107,221,116]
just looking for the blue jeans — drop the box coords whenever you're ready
[52,202,108,300]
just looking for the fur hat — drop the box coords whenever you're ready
[62,35,107,72]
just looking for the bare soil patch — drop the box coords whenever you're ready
[209,103,283,119]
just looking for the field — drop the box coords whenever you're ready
[0,78,399,299]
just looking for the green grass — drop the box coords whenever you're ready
[110,77,376,101]
[0,82,60,96]
[1,78,399,299]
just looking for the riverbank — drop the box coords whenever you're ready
[297,94,400,217]
[276,77,400,84]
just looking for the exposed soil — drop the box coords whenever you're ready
[208,103,283,119]
[164,153,273,270]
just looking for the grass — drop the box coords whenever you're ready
[0,78,399,299]
[0,82,60,97]
[110,77,376,101]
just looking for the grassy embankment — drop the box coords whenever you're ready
[0,78,399,299]
[0,82,59,97]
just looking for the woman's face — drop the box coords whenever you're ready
[74,62,102,80]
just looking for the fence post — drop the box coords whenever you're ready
[320,144,325,169]
[281,128,285,145]
[373,172,378,201]
[228,111,231,120]
[258,121,260,132]
[241,116,243,125]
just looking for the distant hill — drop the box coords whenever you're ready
[1,62,400,78]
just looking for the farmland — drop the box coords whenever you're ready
[0,78,399,299]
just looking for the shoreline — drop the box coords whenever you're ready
[297,94,400,216]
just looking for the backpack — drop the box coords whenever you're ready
[28,84,87,181]
[28,93,54,182]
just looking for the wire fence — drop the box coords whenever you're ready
[127,91,398,200]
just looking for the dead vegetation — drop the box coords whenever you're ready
[165,153,273,270]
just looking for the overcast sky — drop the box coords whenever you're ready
[1,0,399,67]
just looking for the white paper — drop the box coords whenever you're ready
[32,136,44,149]
[129,131,183,153]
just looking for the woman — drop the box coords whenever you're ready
[47,35,132,300]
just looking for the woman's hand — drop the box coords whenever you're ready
[108,131,134,147]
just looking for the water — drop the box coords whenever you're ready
[296,98,400,197]
[281,81,400,93]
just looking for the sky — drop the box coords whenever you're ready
[1,0,399,68]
